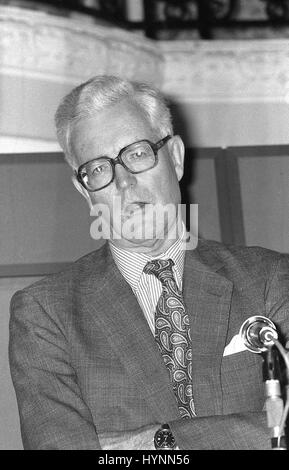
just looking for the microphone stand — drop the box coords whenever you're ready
[262,346,287,450]
[239,316,289,449]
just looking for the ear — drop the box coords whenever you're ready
[168,135,185,181]
[71,175,93,210]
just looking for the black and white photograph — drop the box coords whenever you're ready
[0,0,289,453]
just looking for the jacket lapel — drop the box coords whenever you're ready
[183,244,233,416]
[80,245,180,421]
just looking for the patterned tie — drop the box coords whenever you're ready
[144,258,196,418]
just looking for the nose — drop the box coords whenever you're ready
[114,164,137,190]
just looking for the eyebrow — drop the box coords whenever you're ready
[94,139,149,160]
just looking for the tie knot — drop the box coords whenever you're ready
[143,258,175,283]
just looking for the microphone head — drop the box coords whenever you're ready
[259,326,278,346]
[239,316,278,353]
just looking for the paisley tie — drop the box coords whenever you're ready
[144,258,196,418]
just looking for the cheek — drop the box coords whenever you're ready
[154,164,181,203]
[139,167,180,200]
[89,193,115,225]
[89,188,114,208]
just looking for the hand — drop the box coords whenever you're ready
[98,424,160,450]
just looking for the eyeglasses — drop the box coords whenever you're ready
[75,135,172,192]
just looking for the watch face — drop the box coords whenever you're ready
[154,428,176,449]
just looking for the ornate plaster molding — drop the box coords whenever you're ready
[0,5,163,87]
[159,40,289,103]
[1,5,289,103]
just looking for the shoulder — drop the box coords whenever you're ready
[11,242,111,304]
[196,238,288,279]
[197,238,282,259]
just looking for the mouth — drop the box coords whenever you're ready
[124,201,148,216]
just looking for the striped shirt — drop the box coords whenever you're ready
[109,225,186,335]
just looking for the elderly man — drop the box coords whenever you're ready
[9,75,289,450]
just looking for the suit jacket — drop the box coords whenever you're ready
[9,239,289,450]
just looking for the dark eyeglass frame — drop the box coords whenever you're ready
[75,135,172,192]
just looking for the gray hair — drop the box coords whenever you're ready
[54,75,173,168]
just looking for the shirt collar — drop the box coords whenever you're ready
[109,222,186,291]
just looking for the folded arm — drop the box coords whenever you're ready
[9,253,289,450]
[9,290,101,450]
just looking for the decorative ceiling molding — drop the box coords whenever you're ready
[1,5,289,103]
[0,6,163,87]
[159,40,289,103]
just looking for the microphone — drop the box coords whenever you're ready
[240,316,286,448]
[239,315,278,353]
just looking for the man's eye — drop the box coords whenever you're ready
[129,150,147,159]
[92,165,106,175]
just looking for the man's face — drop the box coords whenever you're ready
[71,99,184,254]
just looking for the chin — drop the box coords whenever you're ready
[110,221,174,252]
[118,236,175,255]
[122,237,157,248]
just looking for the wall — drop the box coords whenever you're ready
[1,4,289,449]
[2,7,289,147]
[160,39,289,147]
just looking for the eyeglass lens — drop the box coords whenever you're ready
[80,141,156,191]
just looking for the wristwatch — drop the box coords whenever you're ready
[154,424,177,450]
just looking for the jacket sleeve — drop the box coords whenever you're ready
[169,252,289,450]
[9,290,101,450]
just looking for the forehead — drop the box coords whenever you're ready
[70,100,154,165]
